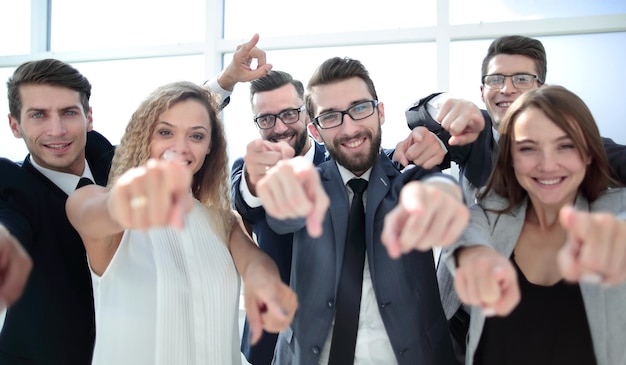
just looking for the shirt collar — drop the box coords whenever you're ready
[29,156,95,196]
[336,163,372,186]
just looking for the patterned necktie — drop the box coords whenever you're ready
[328,178,368,365]
[75,177,94,190]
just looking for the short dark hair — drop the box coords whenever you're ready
[305,57,378,120]
[7,59,92,122]
[481,35,547,84]
[481,85,615,211]
[250,70,304,104]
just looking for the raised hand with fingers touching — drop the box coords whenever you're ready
[217,33,273,91]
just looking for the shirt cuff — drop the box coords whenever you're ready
[239,166,263,208]
[204,76,233,108]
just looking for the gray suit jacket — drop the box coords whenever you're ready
[268,153,457,365]
[439,189,626,365]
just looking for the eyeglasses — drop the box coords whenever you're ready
[254,105,306,130]
[313,100,379,129]
[482,73,542,90]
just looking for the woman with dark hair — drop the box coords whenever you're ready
[440,85,626,365]
[67,81,297,365]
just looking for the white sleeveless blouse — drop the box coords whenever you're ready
[91,200,241,365]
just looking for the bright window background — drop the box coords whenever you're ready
[0,2,31,55]
[450,0,626,23]
[50,0,206,51]
[224,0,436,39]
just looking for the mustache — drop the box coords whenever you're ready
[336,131,370,144]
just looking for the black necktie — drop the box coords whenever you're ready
[328,178,368,365]
[76,177,94,190]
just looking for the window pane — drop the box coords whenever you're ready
[449,33,626,144]
[0,67,29,162]
[221,43,437,165]
[0,2,30,55]
[450,0,626,24]
[224,0,436,39]
[50,0,205,52]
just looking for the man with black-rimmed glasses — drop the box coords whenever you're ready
[230,70,328,365]
[404,35,626,205]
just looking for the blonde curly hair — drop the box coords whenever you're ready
[108,81,233,236]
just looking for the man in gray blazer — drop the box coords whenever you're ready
[255,57,470,365]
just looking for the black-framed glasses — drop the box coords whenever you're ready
[313,100,379,129]
[253,105,306,130]
[482,73,542,90]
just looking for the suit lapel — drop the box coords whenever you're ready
[319,161,350,291]
[363,154,396,280]
[22,157,67,198]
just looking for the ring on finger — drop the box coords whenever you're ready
[130,196,148,208]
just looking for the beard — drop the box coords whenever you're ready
[324,123,382,175]
[268,128,309,156]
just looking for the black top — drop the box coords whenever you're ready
[474,255,597,365]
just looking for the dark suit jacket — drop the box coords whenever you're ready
[406,93,626,187]
[231,142,328,365]
[0,130,114,365]
[267,153,457,365]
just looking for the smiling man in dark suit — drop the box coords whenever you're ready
[255,57,470,365]
[0,59,115,364]
[231,70,328,365]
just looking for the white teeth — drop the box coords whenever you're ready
[346,140,363,148]
[48,144,68,149]
[498,102,512,107]
[538,178,561,185]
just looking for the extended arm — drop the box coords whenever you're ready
[66,159,193,275]
[227,214,297,344]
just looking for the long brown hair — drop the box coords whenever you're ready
[480,85,615,213]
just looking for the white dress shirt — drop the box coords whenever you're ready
[29,157,95,196]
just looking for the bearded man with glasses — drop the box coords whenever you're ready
[231,70,329,365]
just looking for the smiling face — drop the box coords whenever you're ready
[9,84,93,176]
[252,83,310,156]
[311,77,384,176]
[481,54,540,129]
[511,107,590,208]
[149,99,212,175]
